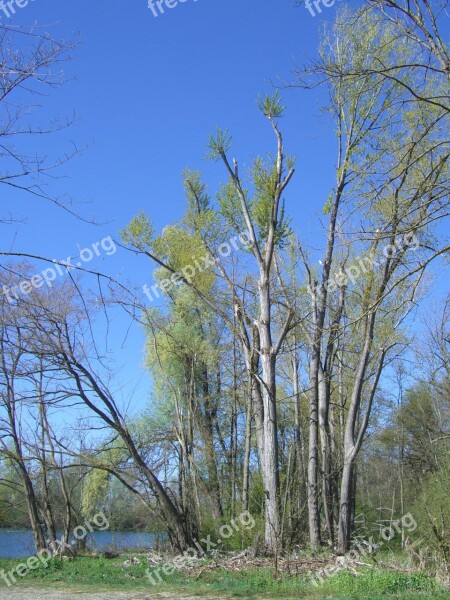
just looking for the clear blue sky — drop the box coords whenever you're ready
[1,0,446,414]
[4,0,348,246]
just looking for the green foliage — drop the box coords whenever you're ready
[359,371,449,567]
[120,212,154,250]
[143,291,221,432]
[387,382,449,477]
[257,91,285,120]
[410,459,450,562]
[251,156,292,247]
[81,469,110,519]
[0,463,30,528]
[198,514,263,552]
[323,192,332,215]
[183,170,219,235]
[217,178,248,234]
[206,127,232,161]
[183,169,210,214]
[152,227,216,293]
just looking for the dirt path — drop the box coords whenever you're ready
[0,591,226,600]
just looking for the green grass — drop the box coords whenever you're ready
[205,568,449,598]
[0,556,152,588]
[0,555,448,599]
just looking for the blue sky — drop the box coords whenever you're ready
[3,0,347,247]
[1,0,447,416]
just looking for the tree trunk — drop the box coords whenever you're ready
[308,352,322,551]
[198,363,223,519]
[259,277,281,554]
[292,354,306,514]
[337,458,354,554]
[242,377,252,513]
[318,370,335,546]
[123,429,194,551]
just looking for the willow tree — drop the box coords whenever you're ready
[294,6,449,552]
[144,292,225,523]
[122,94,295,553]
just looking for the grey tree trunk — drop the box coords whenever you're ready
[242,376,252,512]
[318,370,335,546]
[308,352,322,551]
[292,354,306,513]
[337,458,355,554]
[336,313,385,554]
[259,276,281,553]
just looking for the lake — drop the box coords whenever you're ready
[0,529,159,559]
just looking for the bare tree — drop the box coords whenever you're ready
[0,23,82,225]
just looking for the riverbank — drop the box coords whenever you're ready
[0,553,448,599]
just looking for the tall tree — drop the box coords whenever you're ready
[122,94,296,553]
[293,5,449,552]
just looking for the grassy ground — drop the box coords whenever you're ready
[0,554,448,599]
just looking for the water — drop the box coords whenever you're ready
[0,529,159,559]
